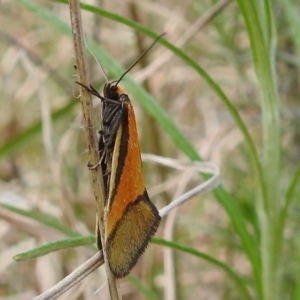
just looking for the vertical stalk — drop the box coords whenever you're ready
[68,1,121,299]
[236,0,281,299]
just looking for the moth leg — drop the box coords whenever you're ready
[87,150,106,170]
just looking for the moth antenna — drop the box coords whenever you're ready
[114,33,166,87]
[83,34,109,83]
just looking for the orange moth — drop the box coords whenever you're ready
[77,35,162,277]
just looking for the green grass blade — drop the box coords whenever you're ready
[14,235,95,261]
[237,0,279,211]
[80,1,263,181]
[280,0,300,76]
[237,1,280,299]
[278,164,300,243]
[14,234,253,300]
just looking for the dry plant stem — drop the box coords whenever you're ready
[164,174,191,300]
[68,1,121,299]
[33,252,104,300]
[141,154,221,218]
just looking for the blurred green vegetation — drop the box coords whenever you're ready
[0,0,299,299]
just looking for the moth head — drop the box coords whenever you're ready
[103,82,125,101]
